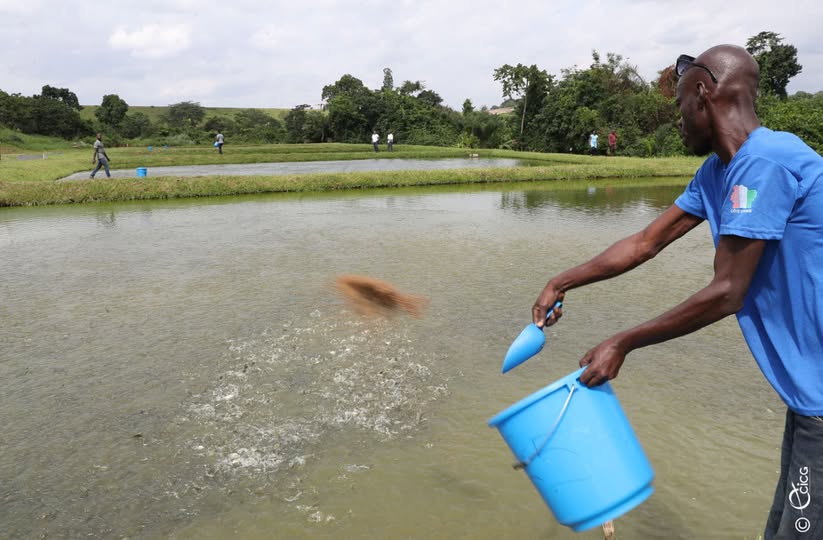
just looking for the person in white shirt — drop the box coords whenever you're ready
[371,131,379,152]
[387,132,394,152]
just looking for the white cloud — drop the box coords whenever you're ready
[249,24,297,51]
[0,0,41,14]
[155,77,220,101]
[1,0,822,109]
[108,24,192,59]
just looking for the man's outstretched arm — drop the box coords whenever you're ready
[533,205,704,327]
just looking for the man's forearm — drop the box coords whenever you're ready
[615,284,740,353]
[551,233,651,293]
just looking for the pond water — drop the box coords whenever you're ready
[0,180,783,539]
[58,158,524,181]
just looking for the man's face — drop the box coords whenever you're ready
[675,75,712,156]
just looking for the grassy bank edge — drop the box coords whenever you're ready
[0,161,696,207]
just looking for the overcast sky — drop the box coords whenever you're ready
[2,0,821,110]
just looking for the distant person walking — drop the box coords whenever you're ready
[215,132,224,154]
[90,132,111,179]
[372,131,380,152]
[387,132,394,152]
[589,130,599,156]
[608,129,618,156]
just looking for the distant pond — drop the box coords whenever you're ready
[58,157,525,181]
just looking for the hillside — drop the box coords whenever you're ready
[78,105,291,124]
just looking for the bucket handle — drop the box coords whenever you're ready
[513,382,576,470]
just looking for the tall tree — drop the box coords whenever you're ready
[0,91,31,131]
[120,112,152,138]
[327,95,369,142]
[27,85,89,137]
[382,68,394,92]
[166,101,205,128]
[284,104,311,143]
[95,94,129,126]
[0,88,89,138]
[203,115,236,134]
[233,108,285,143]
[745,31,802,99]
[524,51,679,155]
[462,99,474,115]
[417,89,443,107]
[40,85,82,111]
[31,95,89,137]
[322,74,370,103]
[322,74,380,142]
[493,63,551,142]
[302,110,330,143]
[398,80,424,97]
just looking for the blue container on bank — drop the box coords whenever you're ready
[488,367,654,531]
[136,167,147,178]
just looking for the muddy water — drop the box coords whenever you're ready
[0,181,782,539]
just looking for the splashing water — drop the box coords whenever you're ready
[177,311,449,514]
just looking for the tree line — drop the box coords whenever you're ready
[1,31,819,154]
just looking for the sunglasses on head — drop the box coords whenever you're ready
[675,54,718,83]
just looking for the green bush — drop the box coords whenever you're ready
[759,94,823,153]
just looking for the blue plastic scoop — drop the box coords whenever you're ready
[501,302,562,373]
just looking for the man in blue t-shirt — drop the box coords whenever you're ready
[530,44,823,539]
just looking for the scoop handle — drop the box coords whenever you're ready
[545,301,563,323]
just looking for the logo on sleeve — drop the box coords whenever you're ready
[730,184,757,213]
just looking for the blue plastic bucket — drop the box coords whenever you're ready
[488,367,654,531]
[136,167,147,178]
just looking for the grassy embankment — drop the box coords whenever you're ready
[77,105,290,125]
[0,132,702,207]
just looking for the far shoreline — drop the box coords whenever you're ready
[0,144,702,207]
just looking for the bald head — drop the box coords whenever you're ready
[695,44,759,101]
[675,44,762,162]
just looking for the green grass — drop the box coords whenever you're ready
[0,171,695,208]
[0,127,87,154]
[0,142,703,207]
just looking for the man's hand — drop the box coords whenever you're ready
[578,336,627,387]
[532,286,564,328]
